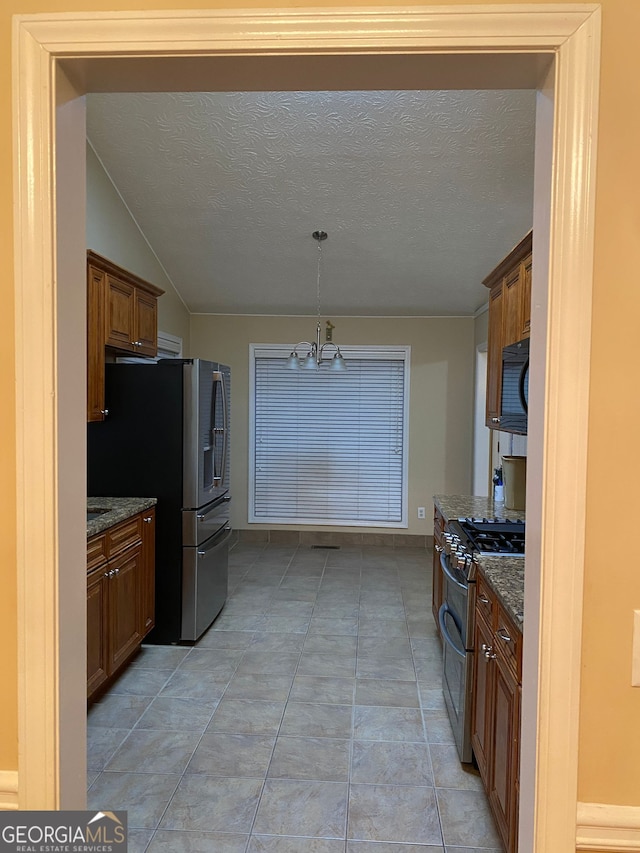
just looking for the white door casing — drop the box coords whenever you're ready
[12,5,601,850]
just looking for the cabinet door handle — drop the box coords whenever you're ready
[100,409,109,416]
[132,340,142,347]
[435,544,443,553]
[103,571,110,578]
[492,417,501,424]
[497,627,512,643]
[143,516,153,523]
[478,595,490,604]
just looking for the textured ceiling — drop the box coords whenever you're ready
[86,90,535,316]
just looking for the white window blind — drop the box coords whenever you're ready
[249,345,409,527]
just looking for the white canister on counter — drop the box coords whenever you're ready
[494,484,504,503]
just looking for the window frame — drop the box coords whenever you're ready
[248,343,410,528]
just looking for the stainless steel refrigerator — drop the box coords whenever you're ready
[87,358,231,643]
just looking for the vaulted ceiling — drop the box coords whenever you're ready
[87,89,535,317]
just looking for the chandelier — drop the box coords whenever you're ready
[285,230,347,372]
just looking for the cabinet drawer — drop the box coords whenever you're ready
[475,573,496,626]
[87,534,107,571]
[494,605,522,681]
[106,515,142,557]
[433,507,445,546]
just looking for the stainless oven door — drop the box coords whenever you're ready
[439,602,474,763]
[440,550,473,649]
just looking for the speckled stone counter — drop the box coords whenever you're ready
[433,494,525,627]
[433,494,525,524]
[87,497,157,538]
[477,556,524,627]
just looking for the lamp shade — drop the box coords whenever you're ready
[330,351,347,372]
[285,352,300,370]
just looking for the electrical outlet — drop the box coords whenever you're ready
[417,507,426,519]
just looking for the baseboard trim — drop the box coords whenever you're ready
[0,770,18,810]
[236,529,431,549]
[577,802,640,851]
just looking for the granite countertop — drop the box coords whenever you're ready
[433,494,525,523]
[476,556,524,627]
[87,496,157,538]
[433,494,525,628]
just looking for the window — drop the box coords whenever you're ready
[249,344,410,527]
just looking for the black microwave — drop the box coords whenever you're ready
[500,338,529,434]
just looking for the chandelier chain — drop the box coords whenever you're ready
[284,229,345,372]
[316,235,322,319]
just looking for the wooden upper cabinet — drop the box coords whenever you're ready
[134,288,159,356]
[502,265,523,348]
[87,265,107,422]
[486,284,504,427]
[521,253,532,339]
[105,275,136,350]
[87,251,164,422]
[483,231,532,430]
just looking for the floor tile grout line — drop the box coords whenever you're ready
[87,543,487,850]
[144,540,277,849]
[243,543,333,844]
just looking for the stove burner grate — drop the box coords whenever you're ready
[456,517,526,556]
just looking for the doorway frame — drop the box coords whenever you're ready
[12,5,601,851]
[473,341,490,496]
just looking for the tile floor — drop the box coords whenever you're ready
[87,542,503,853]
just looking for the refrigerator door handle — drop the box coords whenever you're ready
[212,371,228,487]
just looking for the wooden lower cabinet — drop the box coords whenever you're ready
[87,509,155,701]
[87,566,109,696]
[471,568,523,853]
[471,613,494,782]
[490,656,520,852]
[108,545,144,673]
[140,509,156,635]
[432,506,445,627]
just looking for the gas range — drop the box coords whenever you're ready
[437,513,525,765]
[450,516,525,557]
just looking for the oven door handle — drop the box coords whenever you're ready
[440,550,468,593]
[438,604,466,660]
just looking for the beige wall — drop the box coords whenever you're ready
[474,305,489,349]
[190,314,475,534]
[2,0,640,814]
[87,143,191,349]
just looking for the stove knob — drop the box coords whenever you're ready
[443,534,456,555]
[455,548,467,570]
